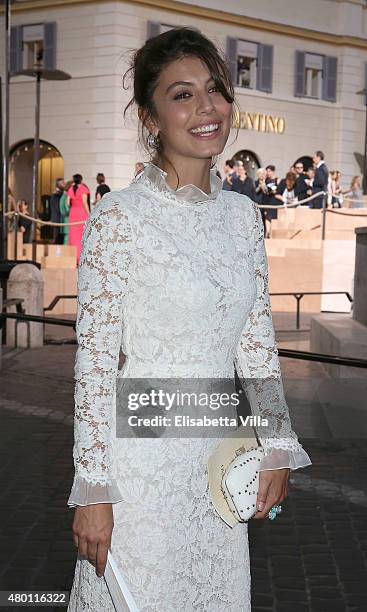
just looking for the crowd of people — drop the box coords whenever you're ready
[9,155,365,255]
[9,173,110,262]
[222,150,365,238]
[48,172,111,262]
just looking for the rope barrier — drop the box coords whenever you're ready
[257,191,327,209]
[5,191,367,224]
[5,210,85,227]
[324,208,367,217]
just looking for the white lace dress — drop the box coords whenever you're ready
[67,163,311,611]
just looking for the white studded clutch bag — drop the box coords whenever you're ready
[206,433,265,528]
[221,444,265,522]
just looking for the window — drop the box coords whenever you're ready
[22,24,44,70]
[305,53,323,98]
[226,37,273,93]
[237,41,258,89]
[295,51,337,102]
[10,23,57,74]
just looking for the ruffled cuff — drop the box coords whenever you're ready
[67,475,123,508]
[258,443,312,472]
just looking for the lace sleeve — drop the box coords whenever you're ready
[67,193,134,507]
[234,200,312,472]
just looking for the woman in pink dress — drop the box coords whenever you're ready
[66,174,90,263]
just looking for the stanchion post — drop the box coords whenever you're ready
[356,86,367,194]
[31,72,41,262]
[321,192,327,240]
[295,294,303,330]
[13,212,18,260]
[1,0,11,262]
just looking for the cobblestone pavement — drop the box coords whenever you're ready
[0,323,366,611]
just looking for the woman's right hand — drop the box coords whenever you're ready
[72,503,114,577]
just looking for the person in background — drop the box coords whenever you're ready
[17,200,32,244]
[254,168,267,203]
[50,178,65,244]
[7,187,17,232]
[222,158,235,190]
[276,171,297,206]
[66,174,90,264]
[59,180,72,245]
[330,170,343,208]
[254,167,268,232]
[305,167,315,199]
[311,150,329,209]
[347,175,364,208]
[8,187,16,213]
[93,173,110,207]
[262,164,279,238]
[292,161,308,203]
[231,161,256,199]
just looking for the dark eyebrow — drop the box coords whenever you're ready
[165,76,214,94]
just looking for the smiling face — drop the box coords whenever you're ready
[146,55,232,167]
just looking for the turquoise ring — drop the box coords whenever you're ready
[268,505,282,520]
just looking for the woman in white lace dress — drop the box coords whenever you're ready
[67,28,311,611]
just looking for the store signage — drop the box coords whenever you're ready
[232,111,285,134]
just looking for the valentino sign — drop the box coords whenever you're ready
[232,111,286,134]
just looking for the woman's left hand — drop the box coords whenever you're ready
[252,468,290,519]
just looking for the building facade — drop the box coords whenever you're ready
[1,0,367,204]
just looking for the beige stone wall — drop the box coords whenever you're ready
[176,0,367,38]
[1,0,366,191]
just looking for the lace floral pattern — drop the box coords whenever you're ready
[234,202,312,472]
[68,195,134,507]
[67,164,311,611]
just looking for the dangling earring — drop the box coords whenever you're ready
[147,133,160,149]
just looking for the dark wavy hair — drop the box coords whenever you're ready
[123,27,236,177]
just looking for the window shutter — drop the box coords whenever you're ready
[146,21,161,40]
[44,22,57,70]
[226,37,238,85]
[364,61,367,106]
[322,55,337,102]
[294,51,306,97]
[10,26,23,74]
[257,44,273,93]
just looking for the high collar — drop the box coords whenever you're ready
[132,162,222,205]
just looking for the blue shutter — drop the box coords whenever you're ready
[226,37,238,86]
[257,44,273,93]
[294,51,306,97]
[44,22,57,70]
[146,21,161,40]
[322,56,337,102]
[10,26,23,74]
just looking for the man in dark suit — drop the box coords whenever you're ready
[230,161,256,200]
[50,178,65,244]
[292,161,309,204]
[222,159,235,191]
[311,150,329,209]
